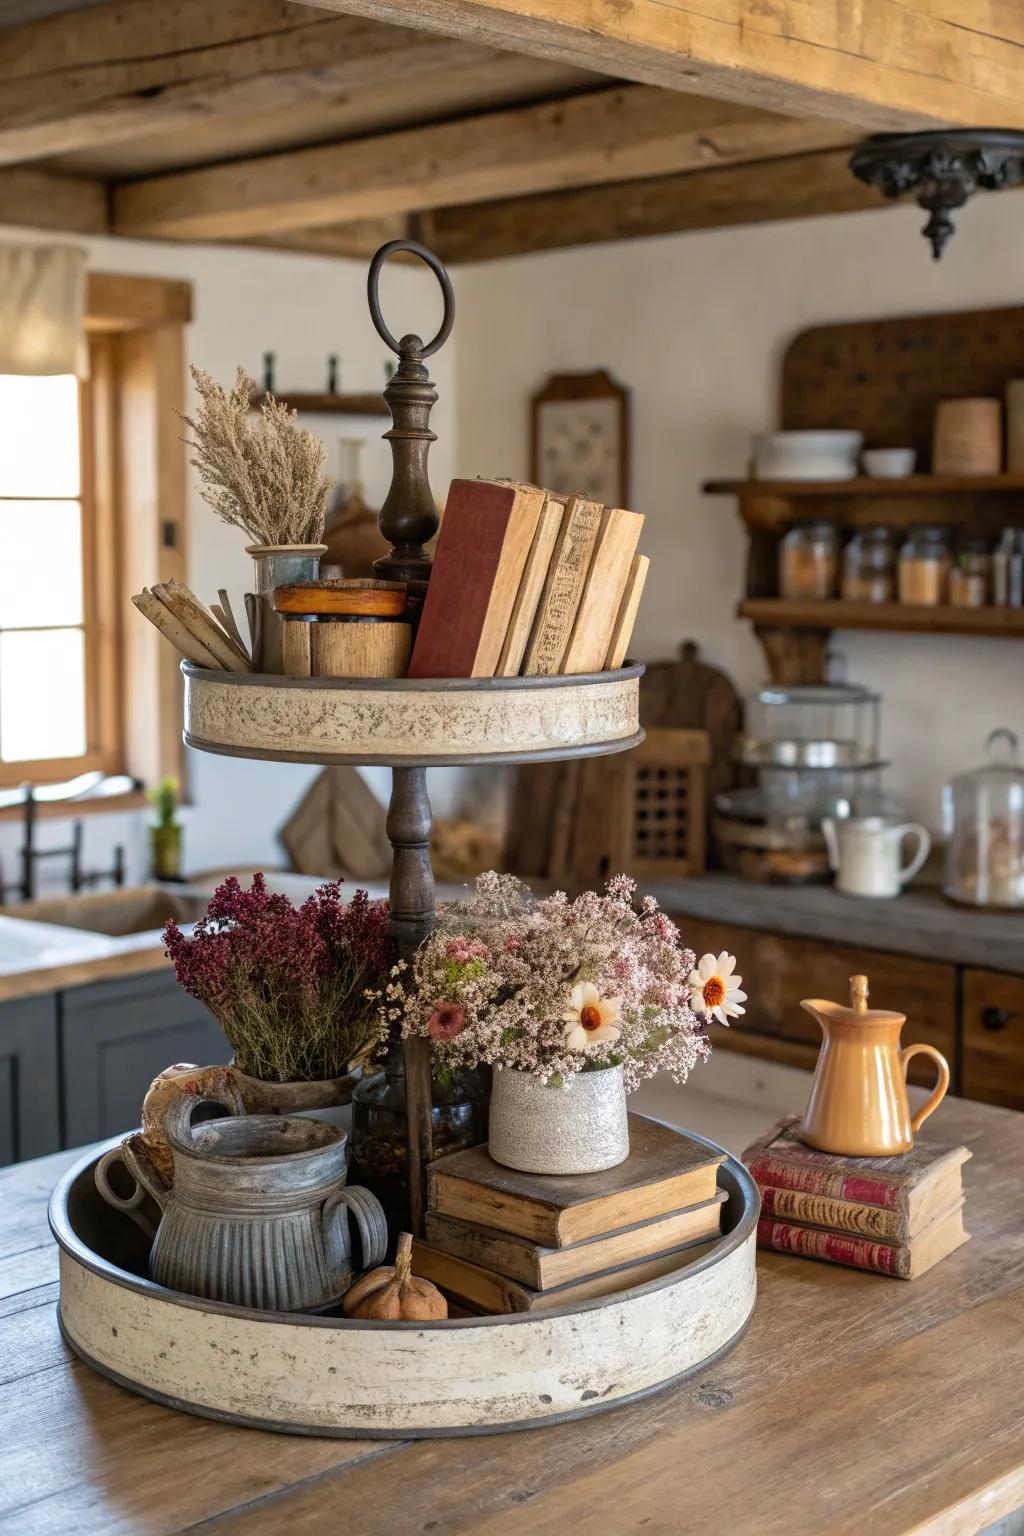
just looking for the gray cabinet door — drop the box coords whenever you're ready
[61,969,228,1146]
[0,994,60,1164]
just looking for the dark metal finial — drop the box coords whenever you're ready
[366,240,455,599]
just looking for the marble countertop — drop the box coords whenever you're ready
[650,872,1024,972]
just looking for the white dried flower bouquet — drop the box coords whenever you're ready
[182,365,330,547]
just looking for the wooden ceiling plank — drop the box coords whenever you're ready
[414,150,883,263]
[0,165,108,233]
[112,84,855,240]
[0,0,508,167]
[294,0,1024,131]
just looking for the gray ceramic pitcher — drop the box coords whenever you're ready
[97,1093,387,1312]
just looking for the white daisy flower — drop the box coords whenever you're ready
[562,981,623,1052]
[687,952,746,1025]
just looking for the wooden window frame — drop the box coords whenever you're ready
[0,272,192,799]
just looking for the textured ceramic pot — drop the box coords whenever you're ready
[231,1065,358,1129]
[488,1064,629,1175]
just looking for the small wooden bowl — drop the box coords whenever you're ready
[273,579,408,618]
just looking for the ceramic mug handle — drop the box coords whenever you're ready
[895,823,931,886]
[321,1185,388,1281]
[95,1146,162,1241]
[900,1043,950,1133]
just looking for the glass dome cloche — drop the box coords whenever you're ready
[943,728,1024,909]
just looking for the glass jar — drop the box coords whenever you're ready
[778,522,840,599]
[948,539,991,607]
[992,528,1024,607]
[898,526,951,606]
[943,729,1024,908]
[349,1040,490,1238]
[840,527,895,603]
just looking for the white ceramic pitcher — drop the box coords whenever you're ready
[822,815,931,899]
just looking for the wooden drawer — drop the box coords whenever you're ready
[963,968,1024,1111]
[675,914,957,1087]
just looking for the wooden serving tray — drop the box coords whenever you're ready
[181,663,644,767]
[49,1131,758,1438]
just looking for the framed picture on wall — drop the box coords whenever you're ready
[530,369,630,506]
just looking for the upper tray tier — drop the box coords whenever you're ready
[182,663,644,767]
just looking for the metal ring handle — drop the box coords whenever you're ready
[367,240,455,358]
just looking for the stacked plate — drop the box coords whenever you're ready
[753,430,863,481]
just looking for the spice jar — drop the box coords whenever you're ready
[898,526,951,606]
[779,522,840,600]
[948,539,991,608]
[841,527,895,603]
[993,528,1024,607]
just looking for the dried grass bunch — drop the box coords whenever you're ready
[182,365,330,546]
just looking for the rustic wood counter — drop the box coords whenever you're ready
[2,1097,1022,1536]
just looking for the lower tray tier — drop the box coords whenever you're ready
[50,1136,758,1438]
[182,663,644,766]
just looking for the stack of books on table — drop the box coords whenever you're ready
[408,478,648,679]
[411,1116,726,1315]
[744,1115,971,1280]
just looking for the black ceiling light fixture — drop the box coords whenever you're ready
[850,130,1024,259]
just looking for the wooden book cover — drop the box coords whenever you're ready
[561,506,644,674]
[428,1114,724,1248]
[521,493,603,675]
[496,492,565,676]
[408,478,545,678]
[412,1236,718,1314]
[424,1191,726,1289]
[605,553,650,669]
[743,1115,970,1239]
[757,1199,968,1280]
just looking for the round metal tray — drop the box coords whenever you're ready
[182,663,644,767]
[50,1131,758,1438]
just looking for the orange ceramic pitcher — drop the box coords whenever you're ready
[800,974,950,1156]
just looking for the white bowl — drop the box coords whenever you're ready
[861,447,916,478]
[753,430,863,481]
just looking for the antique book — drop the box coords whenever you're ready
[428,1114,724,1248]
[496,492,565,676]
[561,505,645,674]
[521,492,603,675]
[743,1115,971,1243]
[757,1199,968,1280]
[604,553,650,669]
[412,1236,718,1314]
[408,478,546,678]
[424,1191,726,1289]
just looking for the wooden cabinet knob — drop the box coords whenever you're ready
[981,1006,1012,1032]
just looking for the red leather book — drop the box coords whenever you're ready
[757,1203,967,1280]
[409,479,546,678]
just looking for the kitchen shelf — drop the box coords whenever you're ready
[248,391,389,416]
[738,599,1024,638]
[705,474,1024,497]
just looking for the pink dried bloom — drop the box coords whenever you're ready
[427,1003,468,1041]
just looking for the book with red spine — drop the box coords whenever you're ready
[757,1201,967,1280]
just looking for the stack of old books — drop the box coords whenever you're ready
[744,1115,970,1280]
[408,478,647,679]
[411,1116,726,1315]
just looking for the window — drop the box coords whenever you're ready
[0,367,119,786]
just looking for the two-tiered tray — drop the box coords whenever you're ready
[50,241,757,1436]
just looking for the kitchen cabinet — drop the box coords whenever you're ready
[962,969,1024,1111]
[0,994,60,1165]
[61,970,226,1147]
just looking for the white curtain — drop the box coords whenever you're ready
[0,244,88,376]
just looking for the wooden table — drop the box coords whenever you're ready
[3,1098,1023,1536]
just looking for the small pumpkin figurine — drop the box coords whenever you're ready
[342,1232,448,1321]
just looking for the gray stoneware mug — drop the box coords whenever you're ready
[96,1092,387,1312]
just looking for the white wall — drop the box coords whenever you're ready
[0,228,455,893]
[452,194,1024,830]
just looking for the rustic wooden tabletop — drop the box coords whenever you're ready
[2,1097,1022,1536]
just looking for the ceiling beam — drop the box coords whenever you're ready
[295,0,1024,131]
[0,0,502,167]
[113,84,854,240]
[0,165,108,232]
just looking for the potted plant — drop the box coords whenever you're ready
[379,872,746,1176]
[182,366,330,671]
[148,777,183,881]
[163,874,393,1116]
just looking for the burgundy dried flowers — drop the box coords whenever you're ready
[164,874,393,1083]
